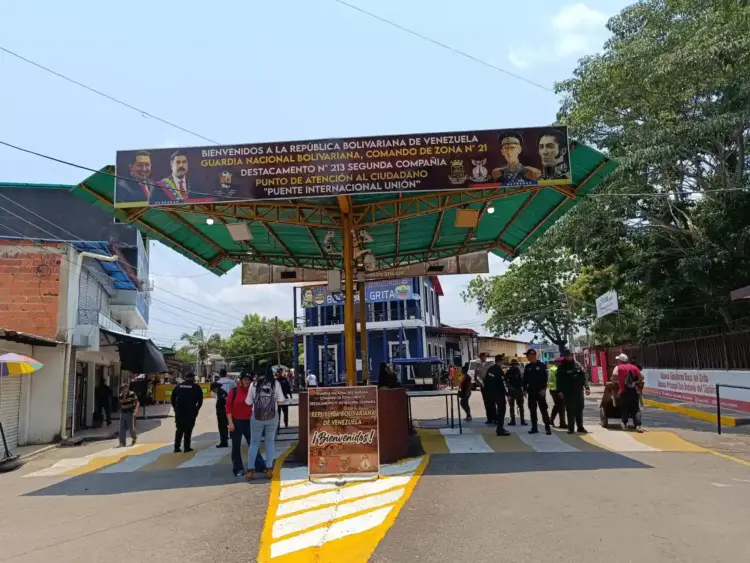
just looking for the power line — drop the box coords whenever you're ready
[0,46,219,145]
[331,0,556,94]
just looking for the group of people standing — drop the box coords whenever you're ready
[459,348,590,437]
[209,367,291,480]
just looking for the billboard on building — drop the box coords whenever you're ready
[308,387,379,477]
[240,251,490,285]
[300,278,415,308]
[114,126,572,208]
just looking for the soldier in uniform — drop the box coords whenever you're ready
[537,128,571,180]
[556,349,590,434]
[522,349,552,435]
[491,131,542,184]
[170,372,204,453]
[504,359,526,426]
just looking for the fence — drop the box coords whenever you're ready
[607,329,750,371]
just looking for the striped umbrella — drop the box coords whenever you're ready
[0,353,44,377]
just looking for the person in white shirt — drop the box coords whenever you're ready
[217,369,236,394]
[245,368,286,480]
[306,371,318,388]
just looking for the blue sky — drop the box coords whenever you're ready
[0,0,628,347]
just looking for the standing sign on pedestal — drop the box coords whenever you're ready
[308,387,379,477]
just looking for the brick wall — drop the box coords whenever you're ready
[0,242,64,339]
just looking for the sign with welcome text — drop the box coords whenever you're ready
[300,278,415,308]
[308,387,379,477]
[114,126,572,207]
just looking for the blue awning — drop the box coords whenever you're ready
[73,242,138,290]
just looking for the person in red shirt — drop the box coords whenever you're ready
[226,372,265,477]
[613,354,644,432]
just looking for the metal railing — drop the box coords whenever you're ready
[715,383,750,434]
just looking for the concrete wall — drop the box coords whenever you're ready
[0,339,66,445]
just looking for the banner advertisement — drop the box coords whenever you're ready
[308,387,379,477]
[300,278,415,308]
[115,126,571,207]
[240,251,490,285]
[644,368,750,413]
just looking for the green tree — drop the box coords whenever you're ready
[221,314,296,374]
[180,326,223,378]
[463,244,579,353]
[550,0,750,342]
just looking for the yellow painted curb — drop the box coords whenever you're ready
[258,455,429,563]
[643,399,740,427]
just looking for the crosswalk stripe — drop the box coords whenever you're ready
[630,431,706,452]
[100,444,172,473]
[554,431,608,452]
[443,433,494,454]
[585,428,659,452]
[418,430,450,454]
[280,480,338,501]
[272,488,405,539]
[270,505,393,559]
[178,445,232,468]
[482,431,534,452]
[516,430,581,453]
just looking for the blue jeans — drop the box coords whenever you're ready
[231,418,266,473]
[249,415,279,471]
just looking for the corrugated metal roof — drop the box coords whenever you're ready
[70,141,615,275]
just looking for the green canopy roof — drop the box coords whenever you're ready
[71,140,615,276]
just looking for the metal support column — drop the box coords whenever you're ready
[359,281,369,384]
[340,198,357,385]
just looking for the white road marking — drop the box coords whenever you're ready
[443,434,494,454]
[277,474,412,516]
[279,465,310,488]
[270,506,392,558]
[25,447,125,477]
[712,483,731,487]
[439,427,475,435]
[272,488,404,539]
[587,428,659,452]
[732,479,750,483]
[100,445,172,473]
[380,456,424,476]
[517,431,580,453]
[280,480,338,501]
[177,446,230,468]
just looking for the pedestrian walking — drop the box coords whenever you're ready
[557,350,590,434]
[96,379,113,426]
[245,366,287,480]
[522,349,552,435]
[486,354,510,436]
[613,354,644,432]
[117,384,139,447]
[210,381,229,448]
[226,372,266,477]
[473,352,495,424]
[458,369,472,421]
[170,372,203,453]
[276,369,292,428]
[548,359,567,429]
[504,359,526,426]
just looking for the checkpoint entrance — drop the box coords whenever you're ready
[74,125,616,464]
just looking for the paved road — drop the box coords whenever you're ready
[2,393,749,563]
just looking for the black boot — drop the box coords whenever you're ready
[508,418,516,426]
[529,427,539,434]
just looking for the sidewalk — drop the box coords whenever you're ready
[643,393,750,428]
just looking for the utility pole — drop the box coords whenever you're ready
[274,316,282,366]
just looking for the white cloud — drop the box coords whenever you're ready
[552,3,608,31]
[506,3,609,69]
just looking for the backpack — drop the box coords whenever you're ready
[624,367,638,389]
[253,379,277,421]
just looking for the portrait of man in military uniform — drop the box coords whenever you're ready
[537,128,571,181]
[491,131,541,185]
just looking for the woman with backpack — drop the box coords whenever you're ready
[245,365,287,480]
